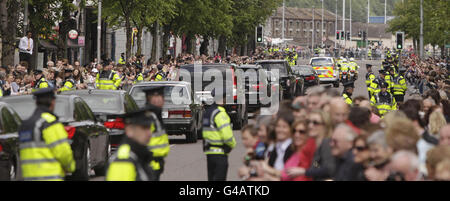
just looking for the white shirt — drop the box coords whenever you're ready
[274,138,292,171]
[19,36,33,55]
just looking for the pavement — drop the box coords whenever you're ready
[91,59,402,181]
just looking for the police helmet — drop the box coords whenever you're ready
[380,82,389,88]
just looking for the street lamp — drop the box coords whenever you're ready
[98,0,102,63]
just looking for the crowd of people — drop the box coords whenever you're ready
[238,52,450,181]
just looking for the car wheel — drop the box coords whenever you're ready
[186,126,198,143]
[94,143,110,176]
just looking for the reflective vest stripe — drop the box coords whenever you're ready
[148,143,169,150]
[24,175,64,181]
[47,138,70,148]
[21,159,58,164]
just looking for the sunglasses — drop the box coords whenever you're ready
[354,146,368,152]
[294,129,308,135]
[308,120,323,126]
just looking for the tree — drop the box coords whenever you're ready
[0,0,20,67]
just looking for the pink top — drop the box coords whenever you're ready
[280,138,316,181]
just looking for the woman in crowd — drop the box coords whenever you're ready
[351,135,371,181]
[280,120,316,181]
[301,110,335,181]
[262,112,295,180]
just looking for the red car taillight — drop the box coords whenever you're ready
[169,110,192,118]
[343,72,347,75]
[64,126,76,139]
[350,70,355,73]
[231,67,237,101]
[306,76,315,81]
[104,118,125,129]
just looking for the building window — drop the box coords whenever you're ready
[297,21,300,28]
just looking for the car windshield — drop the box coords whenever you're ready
[295,66,313,74]
[179,66,232,92]
[311,58,333,66]
[258,63,287,75]
[4,98,70,121]
[76,94,123,114]
[130,85,191,108]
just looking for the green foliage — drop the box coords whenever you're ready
[388,0,449,47]
[285,0,402,23]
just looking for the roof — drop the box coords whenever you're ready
[272,7,337,21]
[236,64,261,69]
[133,81,191,87]
[256,60,287,63]
[61,89,127,95]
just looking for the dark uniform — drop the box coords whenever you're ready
[389,69,407,103]
[342,81,354,105]
[370,82,397,117]
[59,69,76,92]
[154,65,166,81]
[96,64,122,90]
[106,107,156,181]
[33,70,49,92]
[18,88,76,181]
[142,86,170,181]
[365,64,376,98]
[202,89,236,181]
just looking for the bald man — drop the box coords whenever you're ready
[440,125,450,146]
[329,98,350,126]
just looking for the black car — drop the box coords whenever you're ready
[178,64,248,130]
[291,65,320,88]
[235,64,272,114]
[256,60,304,99]
[129,81,203,143]
[1,95,110,180]
[0,102,22,181]
[61,90,139,149]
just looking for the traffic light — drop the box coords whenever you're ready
[341,31,344,40]
[256,26,263,43]
[396,32,404,50]
[336,31,340,40]
[347,32,350,40]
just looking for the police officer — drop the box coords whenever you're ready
[33,70,49,92]
[18,88,76,181]
[142,86,170,181]
[203,89,236,181]
[370,81,397,117]
[59,67,76,92]
[388,67,407,103]
[106,107,156,181]
[348,58,359,80]
[96,61,121,90]
[133,67,144,84]
[154,64,166,81]
[118,53,126,65]
[342,81,354,105]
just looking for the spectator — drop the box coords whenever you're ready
[330,123,357,181]
[240,125,265,160]
[281,120,316,181]
[426,145,450,180]
[303,110,335,181]
[352,135,370,181]
[435,160,450,181]
[359,100,381,124]
[439,125,450,146]
[329,98,350,126]
[348,107,371,133]
[385,118,419,153]
[388,151,423,181]
[365,130,392,181]
[266,112,295,172]
[255,115,274,158]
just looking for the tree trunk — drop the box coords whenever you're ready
[1,0,20,67]
[125,18,132,59]
[58,9,71,60]
[218,35,226,57]
[136,25,143,56]
[200,37,209,56]
[185,33,193,55]
[161,25,170,61]
[150,22,157,63]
